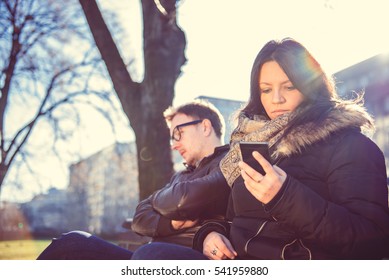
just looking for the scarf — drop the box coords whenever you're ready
[220,112,292,187]
[220,103,375,187]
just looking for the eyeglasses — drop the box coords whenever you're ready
[171,119,203,143]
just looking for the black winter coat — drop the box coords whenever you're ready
[194,110,389,259]
[132,145,230,247]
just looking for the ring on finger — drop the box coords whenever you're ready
[211,248,218,256]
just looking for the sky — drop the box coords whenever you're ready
[177,0,389,105]
[151,0,389,106]
[3,0,389,202]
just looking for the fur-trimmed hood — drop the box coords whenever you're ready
[220,102,375,187]
[273,103,375,159]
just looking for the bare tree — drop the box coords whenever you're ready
[0,0,117,200]
[79,0,186,200]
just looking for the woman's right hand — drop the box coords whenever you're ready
[203,231,237,260]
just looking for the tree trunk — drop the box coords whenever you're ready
[0,16,22,197]
[79,0,186,200]
[0,164,9,191]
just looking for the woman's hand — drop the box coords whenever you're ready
[239,151,287,204]
[203,231,237,260]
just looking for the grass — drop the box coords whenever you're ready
[0,240,51,260]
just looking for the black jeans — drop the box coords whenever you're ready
[37,231,134,260]
[131,242,208,260]
[37,230,208,260]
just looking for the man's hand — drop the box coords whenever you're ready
[171,219,199,230]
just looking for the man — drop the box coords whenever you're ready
[37,100,230,259]
[131,100,231,247]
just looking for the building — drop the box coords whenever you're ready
[196,95,244,144]
[20,188,69,237]
[334,53,389,174]
[66,142,139,237]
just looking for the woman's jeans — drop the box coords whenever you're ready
[37,231,208,260]
[131,242,208,260]
[37,231,134,260]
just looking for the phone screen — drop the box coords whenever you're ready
[239,142,271,174]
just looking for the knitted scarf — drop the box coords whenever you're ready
[220,112,292,187]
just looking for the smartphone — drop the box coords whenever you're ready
[239,141,271,174]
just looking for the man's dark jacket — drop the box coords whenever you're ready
[131,145,230,247]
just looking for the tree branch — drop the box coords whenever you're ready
[78,0,140,118]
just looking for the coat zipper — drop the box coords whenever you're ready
[281,239,312,260]
[244,220,268,254]
[243,157,283,255]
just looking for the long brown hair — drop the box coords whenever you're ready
[243,38,338,128]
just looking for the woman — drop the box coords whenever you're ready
[132,38,389,260]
